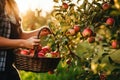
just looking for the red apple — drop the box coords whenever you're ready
[20,49,29,55]
[106,18,115,25]
[48,70,54,74]
[87,36,95,43]
[100,73,107,80]
[42,46,51,53]
[29,49,34,53]
[82,27,93,37]
[62,3,68,9]
[29,53,34,56]
[38,51,45,57]
[102,3,110,10]
[111,40,118,49]
[73,25,80,32]
[29,49,34,56]
[40,28,51,36]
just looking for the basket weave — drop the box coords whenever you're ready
[14,27,61,73]
[14,54,61,73]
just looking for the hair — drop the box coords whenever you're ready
[5,0,21,23]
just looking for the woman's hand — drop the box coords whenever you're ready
[23,36,40,49]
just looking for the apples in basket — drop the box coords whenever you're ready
[14,27,61,73]
[17,45,60,58]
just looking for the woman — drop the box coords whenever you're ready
[0,0,50,80]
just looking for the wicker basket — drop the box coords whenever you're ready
[14,27,61,73]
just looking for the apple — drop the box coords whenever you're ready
[45,53,52,57]
[102,3,110,10]
[48,70,54,74]
[38,51,45,57]
[82,27,93,37]
[87,36,95,43]
[67,29,76,35]
[50,51,60,57]
[111,40,118,49]
[106,18,115,25]
[29,49,34,56]
[62,3,68,9]
[41,46,51,53]
[20,49,29,55]
[99,73,106,80]
[40,28,51,36]
[73,25,80,32]
[29,49,34,53]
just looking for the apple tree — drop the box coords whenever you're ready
[47,0,120,79]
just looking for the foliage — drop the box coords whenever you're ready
[47,0,120,79]
[19,0,120,80]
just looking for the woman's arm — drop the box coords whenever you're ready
[0,36,40,49]
[20,26,51,39]
[20,28,40,39]
[0,36,25,49]
[0,26,50,49]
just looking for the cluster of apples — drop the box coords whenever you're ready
[82,26,119,49]
[81,3,115,44]
[66,25,95,43]
[102,2,118,49]
[37,46,60,58]
[18,45,60,58]
[82,27,96,43]
[102,2,115,26]
[66,25,80,36]
[18,48,34,56]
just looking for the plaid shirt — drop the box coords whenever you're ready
[0,13,11,71]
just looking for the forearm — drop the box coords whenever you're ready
[0,36,25,49]
[20,29,39,39]
[20,26,50,39]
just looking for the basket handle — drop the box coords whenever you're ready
[33,26,53,58]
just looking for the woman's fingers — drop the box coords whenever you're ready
[33,39,40,43]
[32,42,39,46]
[25,36,40,49]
